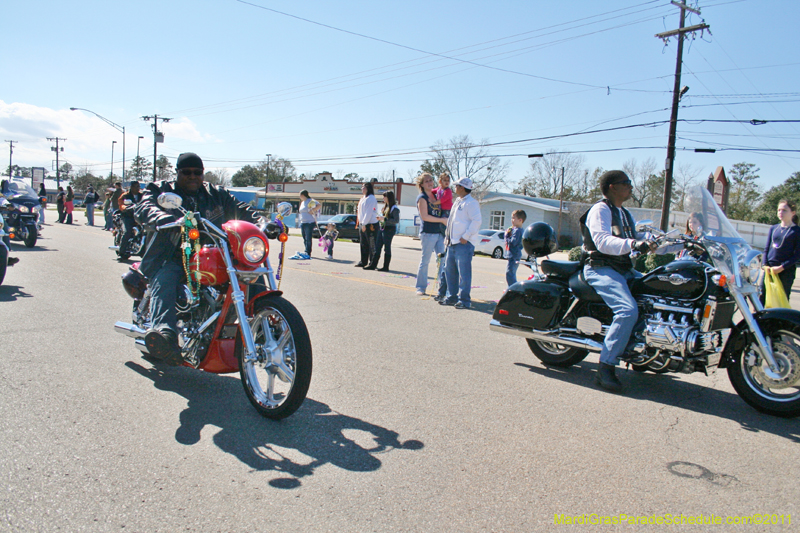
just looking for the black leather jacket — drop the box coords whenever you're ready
[134,180,260,278]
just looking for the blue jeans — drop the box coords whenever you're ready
[86,203,95,225]
[149,261,185,335]
[443,242,475,306]
[583,264,640,366]
[506,254,521,286]
[300,223,315,255]
[374,226,395,265]
[416,232,444,293]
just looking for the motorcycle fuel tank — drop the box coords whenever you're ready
[192,246,229,286]
[493,279,570,330]
[633,260,707,300]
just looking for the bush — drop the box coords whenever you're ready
[634,252,675,273]
[568,246,583,261]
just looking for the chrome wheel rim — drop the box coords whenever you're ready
[243,307,297,409]
[741,330,800,402]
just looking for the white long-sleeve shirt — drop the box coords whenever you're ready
[357,194,378,225]
[445,193,482,245]
[584,201,642,255]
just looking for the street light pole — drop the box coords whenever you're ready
[136,136,144,180]
[111,141,117,179]
[141,115,172,181]
[69,107,126,180]
[263,153,272,201]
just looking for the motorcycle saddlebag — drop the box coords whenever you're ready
[492,279,570,330]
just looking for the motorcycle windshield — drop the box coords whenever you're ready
[5,180,39,201]
[682,186,745,243]
[683,186,756,286]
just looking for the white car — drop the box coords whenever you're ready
[473,229,507,259]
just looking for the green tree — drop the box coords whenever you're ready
[752,171,800,224]
[8,165,32,178]
[726,162,761,221]
[57,162,74,183]
[129,156,152,181]
[231,165,266,187]
[265,157,296,182]
[71,167,107,195]
[155,155,174,181]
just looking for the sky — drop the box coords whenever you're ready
[1,0,798,193]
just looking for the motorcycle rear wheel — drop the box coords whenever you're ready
[236,296,312,420]
[727,321,800,418]
[526,339,588,367]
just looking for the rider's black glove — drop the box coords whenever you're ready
[632,240,652,253]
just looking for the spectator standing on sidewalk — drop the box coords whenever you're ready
[64,186,75,224]
[84,186,99,226]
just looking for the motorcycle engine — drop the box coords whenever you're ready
[636,298,723,372]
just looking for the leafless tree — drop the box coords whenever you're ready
[204,169,231,187]
[623,157,657,208]
[673,162,701,212]
[512,151,587,200]
[423,135,509,199]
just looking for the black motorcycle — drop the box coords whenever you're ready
[491,186,800,418]
[0,180,40,248]
[109,209,146,260]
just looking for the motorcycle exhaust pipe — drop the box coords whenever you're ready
[109,245,120,251]
[114,321,147,339]
[489,320,604,352]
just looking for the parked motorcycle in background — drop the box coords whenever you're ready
[491,186,800,418]
[0,179,40,248]
[115,196,312,420]
[109,204,146,260]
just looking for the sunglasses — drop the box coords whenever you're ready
[179,169,204,177]
[613,180,632,186]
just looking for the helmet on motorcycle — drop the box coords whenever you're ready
[522,222,558,258]
[121,267,148,300]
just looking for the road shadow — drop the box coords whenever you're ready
[0,284,32,301]
[8,245,55,253]
[125,361,424,488]
[515,360,800,443]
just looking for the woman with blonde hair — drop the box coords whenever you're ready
[414,173,448,295]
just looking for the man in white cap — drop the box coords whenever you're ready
[438,177,481,309]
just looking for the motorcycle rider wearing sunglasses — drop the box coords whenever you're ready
[134,152,262,364]
[580,170,657,392]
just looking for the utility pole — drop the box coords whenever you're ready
[556,166,565,242]
[136,136,144,180]
[141,115,171,181]
[263,153,272,200]
[5,140,17,179]
[47,137,66,188]
[656,1,709,231]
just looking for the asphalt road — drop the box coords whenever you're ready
[1,211,798,532]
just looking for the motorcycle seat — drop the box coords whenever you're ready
[540,260,581,279]
[568,268,604,302]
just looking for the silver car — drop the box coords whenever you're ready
[473,229,507,259]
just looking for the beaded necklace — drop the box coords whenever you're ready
[181,212,202,302]
[773,224,795,249]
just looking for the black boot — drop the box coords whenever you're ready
[596,363,622,392]
[144,329,183,366]
[378,256,390,272]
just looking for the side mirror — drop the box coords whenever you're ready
[157,193,183,210]
[635,219,653,232]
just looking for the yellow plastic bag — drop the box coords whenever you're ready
[765,269,790,309]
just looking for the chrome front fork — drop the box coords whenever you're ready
[733,289,779,373]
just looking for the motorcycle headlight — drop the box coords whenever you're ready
[242,236,266,263]
[740,249,763,285]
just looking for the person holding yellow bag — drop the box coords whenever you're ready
[761,199,800,307]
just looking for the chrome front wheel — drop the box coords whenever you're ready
[237,296,312,420]
[728,323,800,418]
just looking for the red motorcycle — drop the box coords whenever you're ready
[115,195,311,420]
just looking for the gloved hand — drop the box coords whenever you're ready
[632,240,653,253]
